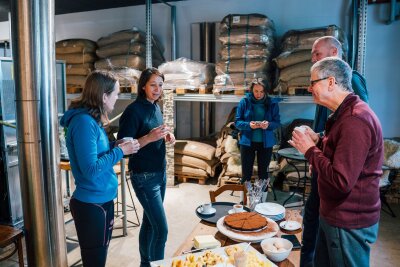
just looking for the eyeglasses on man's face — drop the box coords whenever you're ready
[309,76,330,87]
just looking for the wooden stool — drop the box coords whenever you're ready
[0,225,24,267]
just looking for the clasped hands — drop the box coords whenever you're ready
[288,125,319,155]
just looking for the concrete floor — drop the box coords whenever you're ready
[2,179,400,267]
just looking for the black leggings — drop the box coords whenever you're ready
[70,198,114,267]
[240,142,273,183]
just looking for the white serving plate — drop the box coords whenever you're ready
[255,202,286,216]
[150,242,277,267]
[279,220,302,231]
[216,216,279,243]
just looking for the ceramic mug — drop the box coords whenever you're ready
[233,204,244,213]
[201,203,212,213]
[294,126,307,134]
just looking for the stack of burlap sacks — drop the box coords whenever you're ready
[381,139,400,204]
[214,13,276,94]
[174,140,220,183]
[158,57,216,93]
[56,39,97,93]
[95,28,165,93]
[273,25,348,95]
[215,111,279,186]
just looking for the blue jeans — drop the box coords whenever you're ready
[300,171,320,267]
[130,171,168,267]
[315,218,379,267]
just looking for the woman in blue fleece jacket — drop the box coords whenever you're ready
[60,71,139,267]
[235,79,281,185]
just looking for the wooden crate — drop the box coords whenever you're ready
[176,174,209,185]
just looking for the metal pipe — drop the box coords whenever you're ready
[350,0,358,69]
[171,5,177,60]
[356,0,368,76]
[34,0,68,265]
[10,0,52,265]
[145,0,152,68]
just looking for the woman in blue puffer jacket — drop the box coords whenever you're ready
[235,78,281,185]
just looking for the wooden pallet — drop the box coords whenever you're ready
[66,86,83,94]
[220,176,241,186]
[282,180,311,194]
[175,85,212,95]
[213,86,248,96]
[176,174,209,185]
[120,84,137,94]
[287,86,312,96]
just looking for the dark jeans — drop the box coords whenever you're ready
[315,218,379,267]
[69,198,114,267]
[300,171,320,267]
[130,171,168,267]
[240,142,273,183]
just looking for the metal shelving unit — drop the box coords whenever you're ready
[66,93,313,104]
[173,94,314,104]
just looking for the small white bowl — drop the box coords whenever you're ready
[261,237,293,262]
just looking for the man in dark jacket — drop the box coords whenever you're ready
[300,36,369,267]
[291,57,383,267]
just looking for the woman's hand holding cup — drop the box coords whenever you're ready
[118,137,140,155]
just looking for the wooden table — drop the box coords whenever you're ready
[174,209,302,267]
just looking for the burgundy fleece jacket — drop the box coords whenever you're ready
[305,94,384,229]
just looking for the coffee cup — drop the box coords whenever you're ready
[122,137,134,142]
[201,203,212,213]
[294,126,307,134]
[233,204,244,213]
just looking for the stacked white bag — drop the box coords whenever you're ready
[158,57,216,92]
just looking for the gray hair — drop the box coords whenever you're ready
[311,57,353,92]
[315,36,343,58]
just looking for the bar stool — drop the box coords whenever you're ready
[113,159,140,237]
[0,225,24,267]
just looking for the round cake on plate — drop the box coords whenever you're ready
[224,212,268,231]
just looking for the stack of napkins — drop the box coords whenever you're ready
[193,235,220,249]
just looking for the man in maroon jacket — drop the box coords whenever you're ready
[289,57,383,267]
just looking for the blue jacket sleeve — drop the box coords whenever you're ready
[71,116,123,179]
[235,99,251,130]
[352,71,368,103]
[267,102,281,130]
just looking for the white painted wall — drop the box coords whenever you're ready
[0,0,398,137]
[0,21,9,41]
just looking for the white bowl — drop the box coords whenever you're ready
[261,237,293,262]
